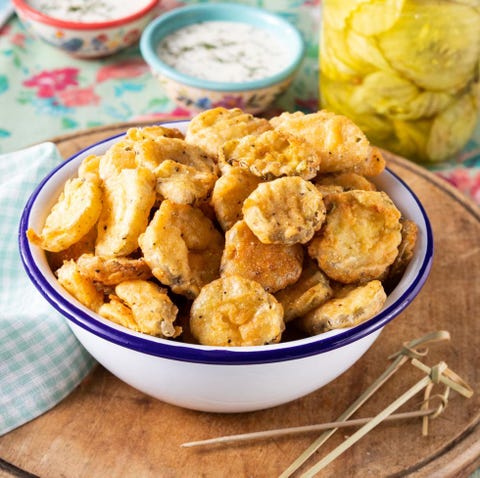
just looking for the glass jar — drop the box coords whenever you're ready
[319,0,480,164]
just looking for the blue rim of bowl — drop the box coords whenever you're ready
[139,3,305,92]
[18,123,434,366]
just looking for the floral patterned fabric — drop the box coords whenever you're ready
[0,0,479,204]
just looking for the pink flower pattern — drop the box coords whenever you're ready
[23,68,79,98]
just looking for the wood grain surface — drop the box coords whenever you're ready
[1,122,479,478]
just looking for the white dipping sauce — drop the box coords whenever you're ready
[157,21,292,83]
[29,0,153,22]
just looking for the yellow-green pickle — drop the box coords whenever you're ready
[319,0,480,163]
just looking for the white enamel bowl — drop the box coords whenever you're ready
[19,120,433,413]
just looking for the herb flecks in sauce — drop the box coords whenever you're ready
[30,0,152,22]
[157,21,291,83]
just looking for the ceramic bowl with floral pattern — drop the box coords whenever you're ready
[140,3,305,114]
[12,0,159,58]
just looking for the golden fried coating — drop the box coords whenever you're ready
[384,218,418,286]
[76,253,152,286]
[270,110,372,173]
[112,280,180,338]
[132,137,218,204]
[221,129,322,180]
[190,275,284,346]
[27,177,102,253]
[349,146,386,177]
[95,167,156,257]
[220,220,303,293]
[134,137,218,174]
[99,140,137,180]
[125,125,184,141]
[211,167,262,231]
[138,200,224,299]
[56,259,104,312]
[78,154,101,181]
[47,226,97,271]
[308,190,402,283]
[297,280,386,335]
[98,295,139,331]
[314,172,377,192]
[242,177,326,245]
[275,259,333,322]
[185,107,272,158]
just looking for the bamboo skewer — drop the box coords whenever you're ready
[181,408,436,448]
[279,330,451,478]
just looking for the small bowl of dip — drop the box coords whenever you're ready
[140,3,305,114]
[12,0,159,58]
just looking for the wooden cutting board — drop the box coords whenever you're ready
[1,122,479,478]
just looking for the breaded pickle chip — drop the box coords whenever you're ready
[190,275,284,346]
[298,280,386,335]
[211,167,262,231]
[308,190,402,283]
[221,129,321,180]
[125,125,184,141]
[76,253,152,286]
[220,220,303,293]
[243,177,326,245]
[139,200,224,299]
[349,146,386,177]
[56,259,104,312]
[314,172,376,192]
[185,107,272,157]
[95,167,156,257]
[384,218,418,286]
[99,280,181,338]
[275,259,333,322]
[270,110,372,173]
[27,177,102,253]
[132,137,218,204]
[99,140,137,180]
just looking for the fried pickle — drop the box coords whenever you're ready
[211,167,262,231]
[95,167,156,257]
[112,280,180,338]
[125,125,185,142]
[220,220,303,293]
[221,129,322,180]
[138,200,224,299]
[297,280,386,334]
[27,177,102,253]
[308,190,402,283]
[270,110,372,173]
[56,259,104,312]
[76,253,152,286]
[242,176,326,245]
[185,107,272,158]
[275,259,333,322]
[190,275,284,346]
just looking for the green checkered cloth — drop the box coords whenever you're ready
[0,143,96,436]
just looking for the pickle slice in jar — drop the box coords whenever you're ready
[346,29,393,72]
[377,2,480,92]
[322,0,370,31]
[426,92,478,162]
[391,119,430,161]
[320,28,360,81]
[350,71,419,116]
[350,0,405,36]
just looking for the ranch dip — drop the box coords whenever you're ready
[28,0,153,22]
[157,21,291,83]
